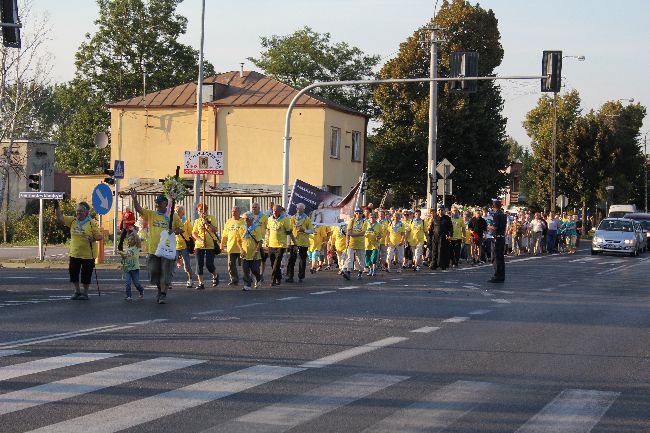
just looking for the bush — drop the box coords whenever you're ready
[9,199,79,244]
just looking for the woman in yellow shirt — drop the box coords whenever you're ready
[235,212,265,291]
[385,212,407,273]
[174,205,194,288]
[55,201,102,301]
[191,203,220,290]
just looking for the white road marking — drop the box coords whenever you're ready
[0,357,205,416]
[276,297,301,301]
[443,317,469,323]
[366,281,386,286]
[300,336,409,369]
[235,303,264,308]
[338,286,360,290]
[463,285,478,290]
[540,288,555,292]
[515,389,620,433]
[128,319,168,325]
[194,309,225,315]
[310,291,336,295]
[569,257,596,263]
[363,380,500,433]
[481,291,495,297]
[469,309,492,315]
[214,373,408,433]
[597,257,650,275]
[411,326,440,333]
[390,278,403,281]
[0,352,119,382]
[0,325,119,348]
[0,349,27,358]
[27,365,304,433]
[492,299,511,304]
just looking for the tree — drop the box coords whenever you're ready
[54,0,215,174]
[369,0,509,206]
[522,89,582,209]
[248,26,381,116]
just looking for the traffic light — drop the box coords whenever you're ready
[103,168,115,185]
[28,173,40,191]
[449,51,479,93]
[541,50,562,93]
[1,0,21,48]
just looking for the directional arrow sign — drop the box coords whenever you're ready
[436,158,455,177]
[92,183,113,215]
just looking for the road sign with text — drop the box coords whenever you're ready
[19,192,65,200]
[183,151,224,175]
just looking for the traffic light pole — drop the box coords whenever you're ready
[426,27,439,209]
[38,169,44,261]
[551,91,558,212]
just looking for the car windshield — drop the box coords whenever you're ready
[598,220,633,232]
[639,221,650,230]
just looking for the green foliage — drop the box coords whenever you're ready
[248,26,381,116]
[369,0,509,207]
[0,83,59,142]
[8,199,78,244]
[54,0,215,175]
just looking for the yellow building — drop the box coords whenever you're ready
[107,71,368,197]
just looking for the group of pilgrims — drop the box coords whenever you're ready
[56,188,507,304]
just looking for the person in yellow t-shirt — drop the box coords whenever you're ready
[174,205,194,288]
[220,206,246,286]
[377,210,390,271]
[344,208,368,281]
[287,203,314,283]
[129,190,182,304]
[329,224,348,274]
[364,212,383,276]
[191,202,220,290]
[55,201,102,300]
[450,206,466,268]
[267,205,296,286]
[385,212,407,273]
[313,225,331,271]
[235,211,266,291]
[409,209,426,271]
[251,202,269,281]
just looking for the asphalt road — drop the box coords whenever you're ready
[0,247,648,432]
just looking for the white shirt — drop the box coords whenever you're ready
[530,219,544,233]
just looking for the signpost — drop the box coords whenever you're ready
[184,151,224,217]
[112,160,124,254]
[436,158,455,208]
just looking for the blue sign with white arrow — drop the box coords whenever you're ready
[92,183,113,215]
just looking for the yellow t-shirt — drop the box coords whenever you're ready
[330,226,348,253]
[140,209,181,255]
[267,214,292,248]
[251,212,268,233]
[409,219,426,245]
[192,215,218,250]
[364,221,383,250]
[451,216,465,240]
[64,216,100,259]
[387,221,406,247]
[291,214,314,247]
[346,218,368,250]
[235,225,265,260]
[222,217,246,253]
[175,218,193,250]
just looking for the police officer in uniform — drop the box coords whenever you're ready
[427,206,443,270]
[489,199,507,283]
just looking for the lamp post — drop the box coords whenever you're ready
[550,55,585,211]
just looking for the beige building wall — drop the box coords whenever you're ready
[322,108,366,194]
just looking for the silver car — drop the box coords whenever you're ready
[591,218,641,256]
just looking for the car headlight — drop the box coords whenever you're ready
[624,239,636,245]
[593,237,603,243]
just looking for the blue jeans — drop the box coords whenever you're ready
[547,230,557,253]
[125,269,144,297]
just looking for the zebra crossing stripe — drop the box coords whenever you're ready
[0,349,26,358]
[362,380,500,433]
[0,353,119,382]
[514,389,619,433]
[206,373,408,433]
[0,357,205,416]
[299,336,409,369]
[26,364,304,433]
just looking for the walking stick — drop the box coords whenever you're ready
[89,236,101,296]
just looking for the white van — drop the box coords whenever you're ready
[608,204,637,218]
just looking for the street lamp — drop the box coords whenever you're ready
[550,55,586,211]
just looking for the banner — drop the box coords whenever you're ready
[183,150,224,175]
[287,179,362,225]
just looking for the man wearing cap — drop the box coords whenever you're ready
[344,208,368,280]
[489,199,507,283]
[286,203,314,283]
[129,190,182,304]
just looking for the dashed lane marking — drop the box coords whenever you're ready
[443,317,469,323]
[469,309,492,315]
[277,297,301,301]
[410,326,440,333]
[311,291,336,295]
[492,299,511,304]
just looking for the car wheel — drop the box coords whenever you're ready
[591,249,598,255]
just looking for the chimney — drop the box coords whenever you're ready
[240,63,244,78]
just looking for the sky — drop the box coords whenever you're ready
[30,0,650,149]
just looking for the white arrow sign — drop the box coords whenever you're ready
[436,158,455,177]
[95,187,109,209]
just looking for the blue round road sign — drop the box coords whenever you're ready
[92,183,113,215]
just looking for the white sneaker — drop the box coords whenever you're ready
[242,285,252,291]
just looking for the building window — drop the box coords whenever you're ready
[351,131,361,162]
[325,185,341,196]
[330,127,341,159]
[233,197,251,213]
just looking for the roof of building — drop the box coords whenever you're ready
[109,71,368,118]
[117,182,282,198]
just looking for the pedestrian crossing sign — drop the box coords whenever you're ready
[114,160,125,179]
